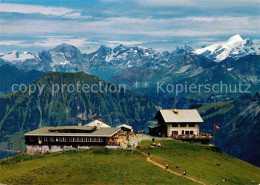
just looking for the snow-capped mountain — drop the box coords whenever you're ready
[0,51,36,63]
[13,44,90,73]
[195,35,258,62]
[0,35,259,83]
[0,40,259,107]
[88,44,160,66]
[86,45,162,80]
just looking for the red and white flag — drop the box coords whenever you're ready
[215,124,220,130]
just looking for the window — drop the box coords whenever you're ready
[83,137,86,142]
[61,137,66,142]
[189,123,195,127]
[182,130,184,135]
[180,123,186,127]
[69,137,73,142]
[172,123,178,127]
[44,137,48,142]
[30,137,35,142]
[185,131,189,135]
[91,137,94,142]
[50,137,55,142]
[190,131,194,135]
[87,137,90,142]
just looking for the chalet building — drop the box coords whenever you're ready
[25,124,121,154]
[148,108,213,144]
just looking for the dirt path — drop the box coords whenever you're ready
[138,150,207,185]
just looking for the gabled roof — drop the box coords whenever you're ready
[84,120,111,128]
[154,109,203,123]
[148,124,161,129]
[116,124,132,130]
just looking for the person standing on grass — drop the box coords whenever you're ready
[152,137,155,143]
[183,171,186,176]
[166,164,168,170]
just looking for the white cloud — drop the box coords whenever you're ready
[104,40,144,45]
[33,38,92,48]
[0,3,90,19]
[63,13,92,19]
[136,0,196,6]
[1,16,259,38]
[100,0,120,2]
[0,3,73,16]
[0,40,25,46]
[134,0,259,7]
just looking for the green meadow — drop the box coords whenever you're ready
[139,139,260,185]
[0,140,259,185]
[0,149,196,185]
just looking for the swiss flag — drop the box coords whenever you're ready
[215,124,220,130]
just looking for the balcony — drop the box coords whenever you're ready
[172,132,213,140]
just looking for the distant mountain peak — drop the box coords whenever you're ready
[97,45,112,54]
[113,44,128,53]
[227,34,243,43]
[51,43,81,54]
[173,44,194,55]
[194,35,257,62]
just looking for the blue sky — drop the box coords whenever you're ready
[0,0,259,53]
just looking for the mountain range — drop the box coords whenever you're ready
[194,92,260,167]
[0,35,259,79]
[0,35,259,108]
[0,64,45,95]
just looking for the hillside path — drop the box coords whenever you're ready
[138,150,207,185]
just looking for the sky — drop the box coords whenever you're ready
[0,0,260,53]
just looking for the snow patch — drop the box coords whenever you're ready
[175,65,192,74]
[0,51,35,62]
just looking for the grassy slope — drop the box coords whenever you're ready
[195,100,235,119]
[139,140,260,185]
[0,149,196,185]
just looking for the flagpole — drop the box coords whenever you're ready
[213,124,216,146]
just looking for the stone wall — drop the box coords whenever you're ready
[27,145,74,154]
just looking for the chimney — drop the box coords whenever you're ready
[173,107,178,114]
[97,122,101,129]
[78,120,82,126]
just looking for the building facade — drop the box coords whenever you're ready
[25,125,121,154]
[166,122,200,136]
[149,108,213,144]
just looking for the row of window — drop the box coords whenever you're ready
[31,136,104,142]
[172,130,194,135]
[172,123,195,127]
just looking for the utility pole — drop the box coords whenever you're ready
[213,124,216,146]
